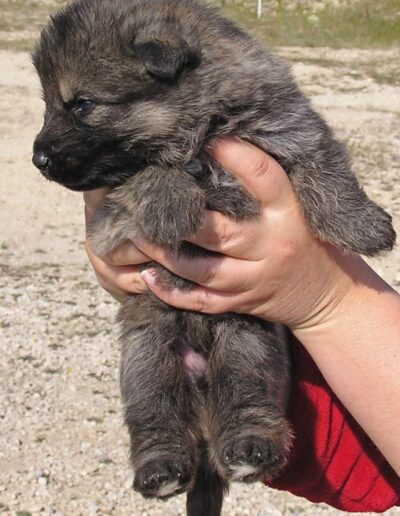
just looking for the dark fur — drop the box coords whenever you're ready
[32,0,396,514]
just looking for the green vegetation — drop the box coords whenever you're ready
[218,0,400,48]
[286,54,400,86]
[0,0,64,51]
[0,0,398,50]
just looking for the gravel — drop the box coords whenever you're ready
[0,48,399,515]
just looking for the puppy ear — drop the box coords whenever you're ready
[122,23,199,80]
[133,38,195,79]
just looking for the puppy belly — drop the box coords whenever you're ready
[181,345,208,378]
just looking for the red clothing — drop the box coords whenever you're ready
[266,339,400,512]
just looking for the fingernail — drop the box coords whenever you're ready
[140,268,157,286]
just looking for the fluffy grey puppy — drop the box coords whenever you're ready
[32,0,396,514]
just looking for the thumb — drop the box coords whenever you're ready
[206,137,294,207]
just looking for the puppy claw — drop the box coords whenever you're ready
[133,457,192,499]
[222,435,287,482]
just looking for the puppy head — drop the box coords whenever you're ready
[32,0,207,191]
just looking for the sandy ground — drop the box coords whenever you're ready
[0,47,399,515]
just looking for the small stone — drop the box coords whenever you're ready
[38,476,48,486]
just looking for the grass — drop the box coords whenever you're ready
[0,0,399,50]
[0,0,63,32]
[218,0,400,48]
[0,0,64,51]
[0,0,399,90]
[285,54,400,86]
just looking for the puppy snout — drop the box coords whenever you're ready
[32,150,51,171]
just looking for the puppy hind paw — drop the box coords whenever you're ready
[133,456,192,498]
[222,435,287,483]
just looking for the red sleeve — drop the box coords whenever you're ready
[266,338,400,512]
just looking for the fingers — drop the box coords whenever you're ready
[185,137,299,256]
[141,268,238,314]
[134,238,257,291]
[207,137,294,207]
[82,139,298,313]
[187,210,263,258]
[105,240,150,266]
[85,241,148,298]
[83,189,150,298]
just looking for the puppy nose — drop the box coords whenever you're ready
[32,150,51,171]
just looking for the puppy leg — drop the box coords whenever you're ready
[289,139,396,256]
[110,165,206,248]
[87,163,206,259]
[208,317,292,483]
[248,122,395,256]
[119,295,196,498]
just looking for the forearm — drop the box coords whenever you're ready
[293,256,400,474]
[85,139,400,475]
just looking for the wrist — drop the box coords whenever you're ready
[291,252,394,344]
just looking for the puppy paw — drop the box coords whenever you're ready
[139,189,205,248]
[133,456,192,498]
[335,203,396,257]
[309,199,396,257]
[106,165,206,249]
[292,161,396,257]
[222,435,287,483]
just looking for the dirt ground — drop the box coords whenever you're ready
[0,44,399,515]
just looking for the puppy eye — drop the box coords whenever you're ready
[73,98,95,116]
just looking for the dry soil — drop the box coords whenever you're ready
[0,46,399,515]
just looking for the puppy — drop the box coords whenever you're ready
[32,1,396,514]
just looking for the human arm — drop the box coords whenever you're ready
[83,138,400,475]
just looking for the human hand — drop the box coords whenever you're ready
[83,187,150,301]
[83,139,400,475]
[83,137,361,330]
[133,137,362,330]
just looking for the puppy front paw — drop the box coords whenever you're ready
[138,183,205,248]
[110,165,206,249]
[305,195,396,257]
[292,159,396,257]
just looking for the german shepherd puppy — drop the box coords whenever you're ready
[32,0,395,514]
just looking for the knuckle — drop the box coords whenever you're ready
[207,299,231,315]
[202,214,232,248]
[130,275,147,294]
[106,248,122,266]
[250,154,273,179]
[192,292,209,313]
[279,236,302,264]
[217,220,233,247]
[200,260,218,285]
[190,290,231,315]
[204,219,235,250]
[95,273,115,296]
[207,305,224,315]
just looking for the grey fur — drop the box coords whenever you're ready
[32,0,396,514]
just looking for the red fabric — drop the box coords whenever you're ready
[266,340,400,512]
